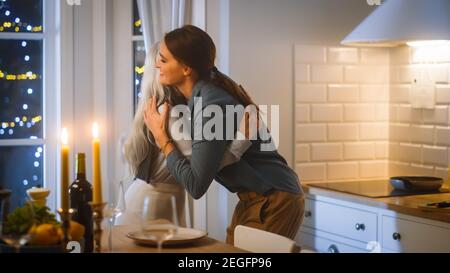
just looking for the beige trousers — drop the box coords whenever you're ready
[226,190,305,245]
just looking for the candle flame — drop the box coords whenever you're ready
[61,128,68,145]
[92,122,99,139]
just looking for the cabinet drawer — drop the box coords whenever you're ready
[298,231,367,253]
[382,216,450,253]
[303,198,377,243]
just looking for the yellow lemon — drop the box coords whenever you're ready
[69,221,85,242]
[56,221,85,242]
[29,224,61,245]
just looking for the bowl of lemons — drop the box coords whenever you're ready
[0,202,85,253]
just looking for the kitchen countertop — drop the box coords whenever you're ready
[303,181,450,224]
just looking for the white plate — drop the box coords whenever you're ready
[126,228,208,246]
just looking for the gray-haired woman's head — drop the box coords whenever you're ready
[124,43,165,177]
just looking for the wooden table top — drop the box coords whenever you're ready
[101,225,248,253]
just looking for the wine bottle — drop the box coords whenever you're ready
[69,153,94,253]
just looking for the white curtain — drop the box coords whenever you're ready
[136,0,194,228]
[137,0,193,53]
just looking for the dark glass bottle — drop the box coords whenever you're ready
[69,153,93,253]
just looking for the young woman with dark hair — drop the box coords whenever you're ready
[144,25,304,245]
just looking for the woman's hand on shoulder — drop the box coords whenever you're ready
[144,97,171,148]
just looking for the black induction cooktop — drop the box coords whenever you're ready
[308,180,450,198]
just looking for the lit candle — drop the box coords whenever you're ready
[61,128,69,211]
[92,122,103,203]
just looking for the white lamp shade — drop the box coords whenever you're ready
[341,0,450,47]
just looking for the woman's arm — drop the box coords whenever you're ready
[145,96,233,199]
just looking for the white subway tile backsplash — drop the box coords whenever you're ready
[409,164,435,176]
[294,44,450,184]
[327,162,359,180]
[295,104,310,123]
[295,45,326,64]
[398,64,421,83]
[429,64,449,83]
[359,123,388,140]
[390,85,410,103]
[328,47,359,64]
[409,125,434,144]
[311,104,342,122]
[436,127,450,146]
[390,46,411,65]
[389,161,411,177]
[295,144,310,162]
[296,84,327,102]
[311,143,342,161]
[311,65,343,83]
[434,167,449,181]
[400,64,448,83]
[411,46,450,64]
[389,123,410,142]
[295,64,310,83]
[296,163,326,181]
[423,145,448,166]
[397,105,422,123]
[360,160,388,178]
[360,48,390,65]
[328,84,359,102]
[360,85,389,102]
[436,85,450,104]
[392,143,422,163]
[423,106,449,125]
[295,124,326,142]
[375,142,389,159]
[344,104,375,121]
[390,66,402,84]
[389,105,398,121]
[328,124,359,141]
[344,142,375,160]
[345,65,389,84]
[375,104,390,121]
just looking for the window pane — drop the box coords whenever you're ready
[133,0,142,36]
[0,39,43,139]
[133,40,145,113]
[0,145,44,210]
[0,0,43,33]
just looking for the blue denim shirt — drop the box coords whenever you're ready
[166,80,302,199]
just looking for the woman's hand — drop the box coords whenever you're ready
[143,97,171,149]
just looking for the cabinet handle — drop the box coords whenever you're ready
[327,244,339,253]
[305,211,312,218]
[392,232,401,241]
[355,223,365,231]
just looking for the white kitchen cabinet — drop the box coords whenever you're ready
[303,198,377,244]
[298,194,450,253]
[382,215,450,253]
[299,231,368,253]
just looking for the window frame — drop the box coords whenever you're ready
[0,0,59,210]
